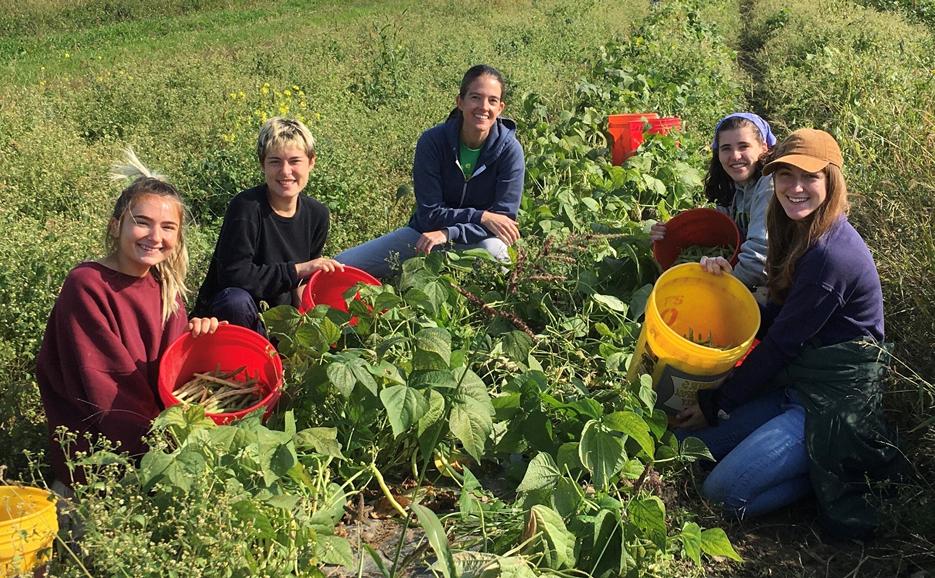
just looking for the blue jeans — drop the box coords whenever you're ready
[335,226,509,279]
[677,388,812,518]
[207,287,267,337]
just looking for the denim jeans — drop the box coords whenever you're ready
[334,226,509,279]
[207,287,267,337]
[677,388,812,518]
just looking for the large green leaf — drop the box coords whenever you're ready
[412,503,456,578]
[526,505,575,570]
[628,496,666,549]
[700,527,742,561]
[449,398,493,462]
[579,420,626,489]
[380,385,428,438]
[315,534,354,567]
[603,410,655,458]
[417,389,446,437]
[326,361,356,397]
[414,327,452,369]
[295,427,344,459]
[680,521,702,566]
[592,293,628,314]
[500,330,533,363]
[516,452,561,493]
[680,436,715,462]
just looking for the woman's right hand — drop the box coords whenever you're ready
[480,211,520,245]
[649,221,667,241]
[296,257,345,279]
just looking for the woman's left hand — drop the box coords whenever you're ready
[672,404,709,430]
[415,230,449,254]
[188,317,225,338]
[700,255,733,275]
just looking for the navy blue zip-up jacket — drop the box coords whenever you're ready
[407,111,525,244]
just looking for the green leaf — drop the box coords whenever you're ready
[517,452,561,493]
[326,361,356,397]
[579,420,626,490]
[380,385,427,438]
[603,411,655,458]
[500,330,533,363]
[412,503,457,578]
[423,280,450,312]
[629,284,653,320]
[680,521,702,566]
[449,398,493,462]
[638,374,657,411]
[418,389,446,437]
[413,327,452,369]
[295,427,345,459]
[592,293,628,313]
[700,527,742,561]
[527,505,575,570]
[628,496,666,549]
[551,477,582,518]
[349,359,379,396]
[680,436,715,462]
[315,534,355,567]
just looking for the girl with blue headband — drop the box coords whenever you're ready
[651,112,777,291]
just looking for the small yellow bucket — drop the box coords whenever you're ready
[1,486,59,576]
[627,263,760,414]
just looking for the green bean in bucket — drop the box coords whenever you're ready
[672,244,735,266]
[173,365,263,414]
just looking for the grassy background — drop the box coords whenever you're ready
[0,0,654,476]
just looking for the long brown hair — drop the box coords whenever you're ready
[704,116,769,207]
[766,164,849,302]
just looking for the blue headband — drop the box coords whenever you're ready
[711,113,777,150]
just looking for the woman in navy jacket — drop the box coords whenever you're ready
[337,64,525,277]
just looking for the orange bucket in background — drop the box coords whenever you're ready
[299,266,381,322]
[626,263,760,415]
[1,485,58,575]
[652,207,741,271]
[608,114,681,165]
[158,324,283,425]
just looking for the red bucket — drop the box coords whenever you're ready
[608,113,658,165]
[608,115,681,165]
[299,266,381,320]
[652,208,741,271]
[158,324,283,424]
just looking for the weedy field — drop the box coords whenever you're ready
[0,0,933,576]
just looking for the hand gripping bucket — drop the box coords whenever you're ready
[299,266,381,322]
[626,263,760,414]
[158,324,283,424]
[1,486,58,575]
[652,208,741,271]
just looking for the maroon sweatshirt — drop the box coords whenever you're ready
[36,262,188,483]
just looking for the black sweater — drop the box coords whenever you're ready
[193,185,329,315]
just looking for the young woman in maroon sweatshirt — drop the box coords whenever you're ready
[37,151,220,486]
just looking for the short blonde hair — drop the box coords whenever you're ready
[256,117,316,163]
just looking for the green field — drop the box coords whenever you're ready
[1,0,933,575]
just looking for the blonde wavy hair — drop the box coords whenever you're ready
[107,148,189,323]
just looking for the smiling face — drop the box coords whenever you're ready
[263,145,314,213]
[456,74,506,146]
[773,164,828,221]
[716,125,768,185]
[111,194,182,277]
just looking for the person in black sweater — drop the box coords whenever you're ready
[194,117,342,333]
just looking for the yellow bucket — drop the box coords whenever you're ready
[1,486,59,576]
[626,263,760,414]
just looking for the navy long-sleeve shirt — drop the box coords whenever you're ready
[407,112,525,244]
[700,216,884,421]
[193,185,329,314]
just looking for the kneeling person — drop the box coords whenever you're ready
[194,117,342,331]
